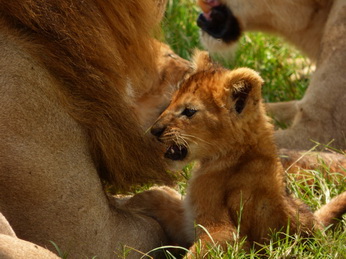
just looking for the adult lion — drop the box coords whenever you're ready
[196,0,346,150]
[0,0,188,258]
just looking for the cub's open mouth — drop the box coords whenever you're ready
[197,5,241,43]
[164,144,188,161]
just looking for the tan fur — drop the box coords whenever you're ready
[0,1,187,258]
[149,51,346,256]
[0,213,59,259]
[0,213,16,238]
[0,235,60,259]
[198,0,346,150]
[279,149,346,184]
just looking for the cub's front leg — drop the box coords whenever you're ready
[121,186,193,249]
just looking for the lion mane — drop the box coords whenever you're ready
[1,0,172,190]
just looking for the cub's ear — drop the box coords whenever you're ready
[226,68,264,114]
[191,49,217,72]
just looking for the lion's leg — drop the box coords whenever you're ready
[0,124,169,259]
[0,234,60,259]
[121,187,193,249]
[0,45,169,259]
[0,213,16,238]
[1,212,60,259]
[0,129,169,259]
[273,0,346,150]
[265,100,298,126]
[278,148,346,183]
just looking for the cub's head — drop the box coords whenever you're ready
[151,50,266,168]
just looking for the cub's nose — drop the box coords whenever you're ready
[151,125,166,138]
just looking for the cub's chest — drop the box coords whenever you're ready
[185,172,234,220]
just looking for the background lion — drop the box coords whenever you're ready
[0,0,188,258]
[197,0,346,150]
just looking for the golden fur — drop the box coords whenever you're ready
[197,0,346,150]
[144,51,346,256]
[0,0,189,258]
[133,41,192,129]
[1,0,173,188]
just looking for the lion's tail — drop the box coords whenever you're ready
[314,191,346,227]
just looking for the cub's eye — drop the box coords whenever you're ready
[181,107,197,118]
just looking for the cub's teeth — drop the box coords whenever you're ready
[166,146,174,154]
[164,144,188,161]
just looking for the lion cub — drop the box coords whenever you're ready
[150,51,346,255]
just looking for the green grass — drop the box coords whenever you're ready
[161,0,202,59]
[227,33,313,103]
[154,0,346,258]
